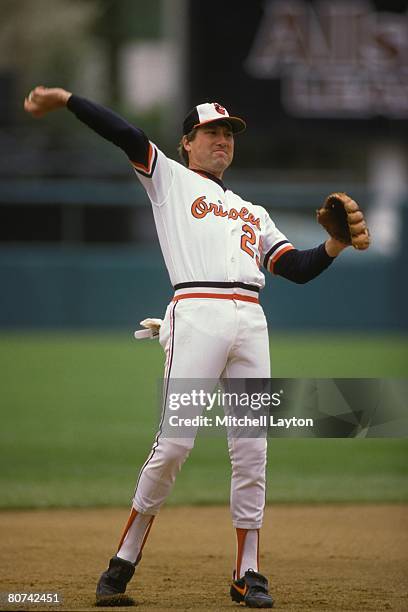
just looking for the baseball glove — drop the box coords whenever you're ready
[317,192,370,250]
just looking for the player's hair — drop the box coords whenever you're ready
[177,128,198,166]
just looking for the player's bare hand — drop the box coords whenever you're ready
[325,237,349,257]
[24,86,72,118]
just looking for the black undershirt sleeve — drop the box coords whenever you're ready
[273,243,334,284]
[66,94,150,165]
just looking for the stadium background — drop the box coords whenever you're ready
[0,1,407,610]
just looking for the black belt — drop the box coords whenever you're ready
[173,281,260,293]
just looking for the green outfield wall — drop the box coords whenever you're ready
[0,244,406,330]
[0,181,407,330]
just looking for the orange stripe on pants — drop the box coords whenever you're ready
[235,528,248,579]
[117,507,138,552]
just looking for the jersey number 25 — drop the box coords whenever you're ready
[240,224,262,268]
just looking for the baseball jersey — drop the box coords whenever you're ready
[133,143,294,290]
[66,94,334,291]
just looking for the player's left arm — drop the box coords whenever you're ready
[271,241,343,284]
[261,211,347,284]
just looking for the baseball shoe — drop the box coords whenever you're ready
[230,569,274,608]
[95,554,140,607]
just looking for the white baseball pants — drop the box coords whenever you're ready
[133,295,270,529]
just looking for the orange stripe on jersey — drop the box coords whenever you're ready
[269,245,295,273]
[132,143,153,174]
[173,292,259,304]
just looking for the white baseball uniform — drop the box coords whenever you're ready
[131,142,294,529]
[65,94,334,590]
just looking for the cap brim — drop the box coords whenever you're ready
[193,116,246,134]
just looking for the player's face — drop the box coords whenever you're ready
[185,122,234,178]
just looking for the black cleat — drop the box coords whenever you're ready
[95,555,139,607]
[230,569,274,608]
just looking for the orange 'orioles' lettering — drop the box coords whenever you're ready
[191,196,208,219]
[191,196,260,229]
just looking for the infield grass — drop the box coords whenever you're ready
[0,331,407,508]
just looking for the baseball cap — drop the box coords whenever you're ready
[183,102,246,135]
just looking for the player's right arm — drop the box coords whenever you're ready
[24,86,172,205]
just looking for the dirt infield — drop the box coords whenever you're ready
[1,505,407,611]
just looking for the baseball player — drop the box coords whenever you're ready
[24,86,369,609]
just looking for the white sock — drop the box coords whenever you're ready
[239,529,259,578]
[117,511,154,565]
